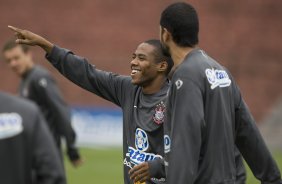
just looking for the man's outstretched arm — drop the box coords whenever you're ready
[8,25,131,106]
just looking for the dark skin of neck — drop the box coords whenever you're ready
[167,40,196,71]
[141,75,167,94]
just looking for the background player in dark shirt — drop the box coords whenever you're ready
[159,2,282,184]
[0,91,66,184]
[2,40,82,167]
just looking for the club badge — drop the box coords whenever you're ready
[153,101,165,125]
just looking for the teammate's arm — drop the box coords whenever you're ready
[32,108,66,184]
[8,25,130,106]
[33,76,82,167]
[234,85,282,184]
[166,77,203,183]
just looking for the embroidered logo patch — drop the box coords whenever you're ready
[175,79,183,90]
[205,68,231,89]
[125,147,162,166]
[135,128,149,151]
[153,101,165,125]
[0,113,23,140]
[39,78,48,88]
[164,135,171,154]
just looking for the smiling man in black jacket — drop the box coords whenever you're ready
[6,26,173,184]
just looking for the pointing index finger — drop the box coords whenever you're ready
[8,25,22,33]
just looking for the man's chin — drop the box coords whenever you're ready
[131,78,144,86]
[12,70,23,77]
[131,79,139,85]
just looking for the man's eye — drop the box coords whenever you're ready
[139,57,145,61]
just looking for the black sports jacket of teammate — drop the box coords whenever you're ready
[19,65,80,161]
[0,92,66,184]
[45,46,247,184]
[164,48,282,184]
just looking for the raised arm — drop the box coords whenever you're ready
[8,25,131,106]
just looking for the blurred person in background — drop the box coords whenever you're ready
[0,91,66,184]
[2,40,82,168]
[7,26,248,184]
[159,2,282,184]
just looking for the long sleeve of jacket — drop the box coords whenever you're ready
[234,85,282,184]
[234,147,246,184]
[45,46,131,107]
[148,158,166,179]
[166,77,204,184]
[32,108,66,184]
[32,74,80,161]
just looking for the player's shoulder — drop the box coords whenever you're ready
[0,92,39,115]
[32,65,52,79]
[29,65,55,88]
[173,49,207,81]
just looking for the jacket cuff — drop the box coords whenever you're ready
[147,158,165,179]
[67,147,80,161]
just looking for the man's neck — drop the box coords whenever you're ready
[21,63,35,78]
[142,77,167,95]
[170,45,195,68]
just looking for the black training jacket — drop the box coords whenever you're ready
[0,92,66,184]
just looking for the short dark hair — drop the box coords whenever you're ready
[160,2,199,47]
[144,39,174,75]
[2,39,30,53]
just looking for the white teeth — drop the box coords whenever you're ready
[131,69,140,74]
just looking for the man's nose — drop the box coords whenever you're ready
[130,58,138,65]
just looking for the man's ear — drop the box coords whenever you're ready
[161,27,171,43]
[157,61,168,73]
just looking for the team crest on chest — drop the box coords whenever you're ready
[153,101,165,125]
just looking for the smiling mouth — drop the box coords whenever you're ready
[131,68,141,75]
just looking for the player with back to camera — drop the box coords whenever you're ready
[0,91,66,184]
[159,2,282,184]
